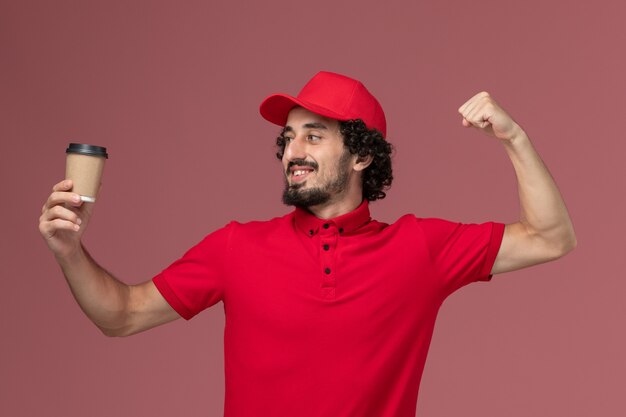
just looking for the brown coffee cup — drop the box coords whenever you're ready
[65,143,109,203]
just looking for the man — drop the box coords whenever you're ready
[39,71,576,417]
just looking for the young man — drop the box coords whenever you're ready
[39,71,576,417]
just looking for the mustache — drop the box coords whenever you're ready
[286,159,318,174]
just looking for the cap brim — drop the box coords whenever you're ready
[260,94,349,128]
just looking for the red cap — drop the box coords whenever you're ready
[260,71,387,137]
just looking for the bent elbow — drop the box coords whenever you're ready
[563,234,577,255]
[98,325,122,337]
[551,233,577,260]
[562,227,578,254]
[98,323,134,338]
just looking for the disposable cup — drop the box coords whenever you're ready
[65,143,108,203]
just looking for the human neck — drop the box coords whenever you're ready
[306,192,363,220]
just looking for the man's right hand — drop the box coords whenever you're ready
[39,179,95,259]
[39,179,180,336]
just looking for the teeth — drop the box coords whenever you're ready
[293,170,308,176]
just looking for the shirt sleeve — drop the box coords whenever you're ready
[417,218,505,296]
[152,223,233,320]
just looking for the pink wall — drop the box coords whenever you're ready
[1,1,624,416]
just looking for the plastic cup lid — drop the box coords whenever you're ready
[66,143,109,159]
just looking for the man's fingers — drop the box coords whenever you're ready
[41,204,82,225]
[44,180,81,212]
[461,96,499,129]
[465,106,489,126]
[458,91,493,125]
[52,179,73,192]
[458,91,489,114]
[459,97,480,117]
[39,203,82,237]
[463,118,490,129]
[460,99,485,121]
[39,218,80,237]
[44,191,83,212]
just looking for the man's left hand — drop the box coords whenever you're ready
[458,92,523,143]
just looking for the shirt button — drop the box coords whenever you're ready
[339,228,344,234]
[324,268,331,274]
[309,230,314,235]
[323,223,329,229]
[323,244,330,251]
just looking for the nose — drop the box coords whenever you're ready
[283,135,307,162]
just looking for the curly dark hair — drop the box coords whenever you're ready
[275,119,393,201]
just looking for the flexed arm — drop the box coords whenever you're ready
[458,92,576,274]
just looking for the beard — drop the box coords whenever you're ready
[282,182,338,207]
[282,152,352,208]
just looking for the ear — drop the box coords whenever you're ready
[353,154,373,172]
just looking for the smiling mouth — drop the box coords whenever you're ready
[293,169,312,177]
[287,160,317,183]
[289,168,314,183]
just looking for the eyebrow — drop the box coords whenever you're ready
[303,122,328,130]
[283,122,328,133]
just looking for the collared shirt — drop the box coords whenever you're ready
[153,201,504,417]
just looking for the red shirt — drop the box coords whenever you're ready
[153,200,504,417]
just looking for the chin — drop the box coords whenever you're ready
[282,187,331,207]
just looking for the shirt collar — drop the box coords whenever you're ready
[293,200,371,237]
